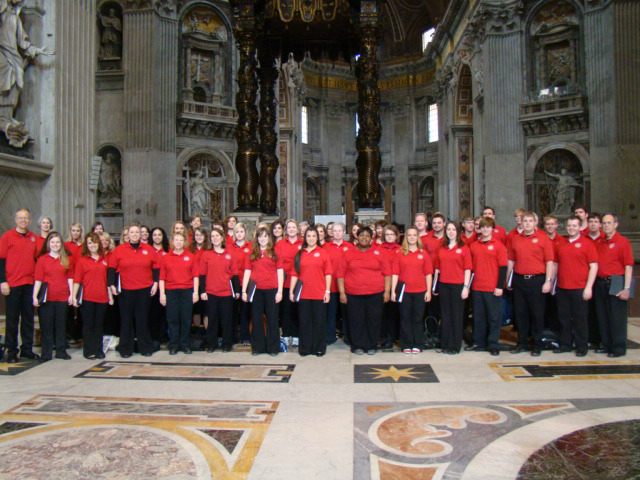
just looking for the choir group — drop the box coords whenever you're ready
[0,205,634,364]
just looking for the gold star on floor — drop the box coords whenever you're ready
[0,359,34,373]
[364,365,424,382]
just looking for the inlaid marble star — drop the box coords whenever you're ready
[364,365,423,382]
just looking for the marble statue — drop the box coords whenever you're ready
[98,152,122,209]
[0,0,54,148]
[186,169,215,217]
[98,8,122,60]
[545,168,582,216]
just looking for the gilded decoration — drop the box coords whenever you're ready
[183,6,226,37]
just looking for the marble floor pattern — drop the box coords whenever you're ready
[0,321,639,479]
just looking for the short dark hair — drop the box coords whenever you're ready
[482,206,495,215]
[588,212,602,222]
[566,215,581,224]
[432,212,445,222]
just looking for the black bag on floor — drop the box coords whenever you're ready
[190,326,207,351]
[423,316,441,350]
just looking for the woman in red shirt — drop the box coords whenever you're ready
[224,215,238,245]
[230,222,252,345]
[36,216,52,251]
[391,226,433,354]
[98,232,119,339]
[434,221,472,354]
[242,226,284,356]
[201,228,237,352]
[337,226,392,355]
[380,224,401,349]
[73,232,113,360]
[159,232,199,355]
[149,227,169,346]
[65,223,84,258]
[325,222,353,346]
[275,219,303,348]
[189,227,209,328]
[316,224,327,247]
[108,223,159,358]
[271,219,284,244]
[290,227,332,357]
[33,232,74,361]
[140,225,151,244]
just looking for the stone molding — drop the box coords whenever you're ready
[123,0,179,19]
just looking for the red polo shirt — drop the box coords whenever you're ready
[36,235,47,253]
[585,232,605,244]
[508,231,555,275]
[336,245,391,295]
[325,240,354,293]
[421,231,445,265]
[244,250,283,289]
[291,246,332,300]
[547,234,568,257]
[35,253,74,302]
[462,232,477,246]
[160,249,199,290]
[275,237,303,288]
[65,241,82,258]
[109,242,159,290]
[393,249,433,293]
[493,225,507,245]
[556,238,598,289]
[74,255,109,303]
[435,244,472,284]
[200,249,235,296]
[470,238,508,292]
[229,241,252,277]
[0,228,37,287]
[596,232,634,278]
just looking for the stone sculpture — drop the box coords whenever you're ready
[98,152,122,209]
[545,168,582,216]
[98,8,122,60]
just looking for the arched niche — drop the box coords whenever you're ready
[418,176,436,215]
[304,177,321,223]
[97,1,123,71]
[96,144,122,211]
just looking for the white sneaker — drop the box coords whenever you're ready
[403,349,411,355]
[292,337,299,347]
[412,348,421,354]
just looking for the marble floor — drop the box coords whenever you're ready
[1,322,640,479]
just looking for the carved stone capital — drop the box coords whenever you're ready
[123,0,180,19]
[325,100,344,119]
[477,0,524,36]
[389,98,411,117]
[432,63,453,103]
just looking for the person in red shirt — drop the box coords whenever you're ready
[64,223,84,258]
[391,226,433,354]
[423,213,446,324]
[482,207,507,245]
[585,213,605,243]
[36,216,52,252]
[434,221,472,354]
[33,232,74,361]
[543,214,567,333]
[108,223,159,358]
[350,223,363,245]
[290,227,332,357]
[574,206,589,236]
[242,226,284,356]
[380,224,401,349]
[414,213,429,240]
[230,222,252,346]
[373,220,386,245]
[506,208,525,252]
[0,208,39,363]
[159,232,199,355]
[325,222,354,346]
[336,226,392,355]
[224,215,238,246]
[271,219,284,245]
[461,217,477,246]
[64,222,84,342]
[507,211,554,356]
[98,232,119,339]
[189,226,209,329]
[594,214,634,357]
[148,227,169,346]
[554,215,598,357]
[275,219,303,348]
[468,217,508,356]
[91,221,104,234]
[73,232,113,360]
[316,223,328,247]
[200,228,236,353]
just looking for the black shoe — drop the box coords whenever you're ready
[140,352,152,357]
[39,356,52,363]
[595,348,608,354]
[553,348,571,354]
[576,349,587,357]
[464,345,484,352]
[206,347,216,353]
[316,352,325,357]
[169,349,178,355]
[97,352,106,359]
[182,348,192,355]
[84,354,97,360]
[7,353,18,364]
[448,349,458,355]
[608,352,624,358]
[490,349,499,356]
[20,351,39,360]
[511,345,529,354]
[55,352,72,360]
[531,349,541,357]
[120,353,132,359]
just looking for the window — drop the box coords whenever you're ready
[428,103,438,143]
[355,112,360,136]
[422,28,435,51]
[301,106,308,144]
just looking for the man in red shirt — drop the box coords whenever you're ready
[543,214,567,333]
[482,207,507,245]
[507,211,554,356]
[324,222,354,345]
[461,217,477,246]
[415,213,429,245]
[593,214,634,357]
[506,208,525,253]
[574,206,589,236]
[554,215,598,356]
[0,208,39,363]
[585,213,605,243]
[422,213,445,324]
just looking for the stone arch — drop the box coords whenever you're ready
[418,176,436,215]
[176,147,234,179]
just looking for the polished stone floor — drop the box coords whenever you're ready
[1,321,640,479]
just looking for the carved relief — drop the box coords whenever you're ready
[457,136,472,219]
[432,64,453,103]
[97,3,123,71]
[182,153,225,220]
[532,149,584,218]
[97,146,122,210]
[123,0,179,18]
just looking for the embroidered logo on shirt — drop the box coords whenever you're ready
[142,250,148,255]
[314,252,320,257]
[31,237,35,242]
[244,248,249,253]
[418,254,423,259]
[225,254,231,260]
[488,245,494,251]
[297,245,302,250]
[343,247,349,251]
[575,243,582,248]
[183,256,190,261]
[456,248,462,254]
[532,238,538,244]
[610,243,615,249]
[373,250,380,255]
[102,260,107,266]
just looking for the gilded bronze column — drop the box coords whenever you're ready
[355,23,383,209]
[258,45,279,214]
[233,28,260,210]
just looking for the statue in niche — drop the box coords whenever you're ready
[186,168,216,218]
[98,8,122,60]
[544,168,582,216]
[0,0,54,148]
[97,151,122,209]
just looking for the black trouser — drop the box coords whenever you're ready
[149,292,168,343]
[80,301,107,357]
[587,298,601,345]
[594,277,628,355]
[472,290,503,349]
[65,306,82,341]
[544,293,560,333]
[206,295,234,350]
[326,292,344,344]
[346,292,383,352]
[251,288,280,354]
[380,301,399,347]
[399,291,426,350]
[280,288,298,337]
[103,298,121,336]
[298,299,327,355]
[4,283,34,354]
[234,297,251,342]
[166,288,193,350]
[118,287,153,355]
[439,283,465,352]
[426,294,441,322]
[513,274,546,348]
[556,287,588,351]
[39,301,67,358]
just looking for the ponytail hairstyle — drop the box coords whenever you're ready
[250,226,277,262]
[294,226,319,275]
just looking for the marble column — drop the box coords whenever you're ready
[257,46,279,214]
[319,177,327,215]
[410,176,420,219]
[390,97,412,225]
[325,100,345,215]
[122,1,178,227]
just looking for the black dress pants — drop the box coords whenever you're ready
[4,284,35,354]
[472,290,503,349]
[118,287,153,355]
[234,296,251,342]
[439,283,464,352]
[346,292,383,352]
[149,292,168,343]
[594,277,628,355]
[166,288,193,351]
[399,291,426,350]
[381,301,399,347]
[39,301,67,358]
[280,288,298,338]
[556,288,588,351]
[513,275,546,348]
[298,299,327,355]
[251,288,280,354]
[206,294,234,350]
[80,300,107,356]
